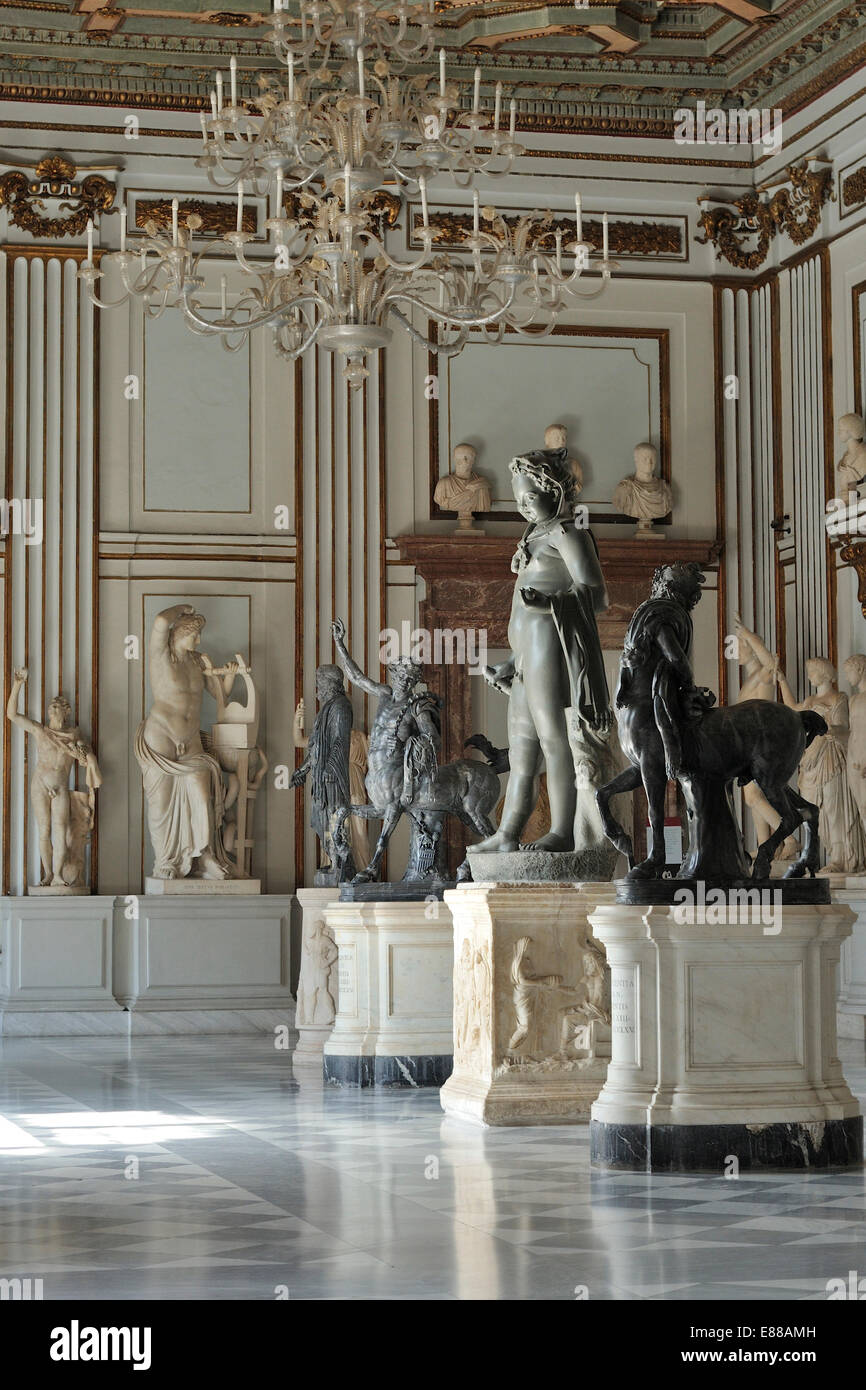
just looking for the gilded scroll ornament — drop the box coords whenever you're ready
[0,156,115,238]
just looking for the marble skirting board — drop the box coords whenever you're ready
[0,895,295,1035]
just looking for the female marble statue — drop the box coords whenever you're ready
[733,616,796,859]
[6,668,102,888]
[777,657,866,874]
[844,654,866,844]
[433,442,492,534]
[611,443,672,535]
[135,604,234,881]
[476,446,611,853]
[837,413,866,495]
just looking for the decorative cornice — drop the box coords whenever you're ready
[0,155,116,237]
[697,160,834,270]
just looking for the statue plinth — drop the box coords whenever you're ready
[440,883,617,1127]
[589,899,862,1171]
[29,884,90,896]
[614,875,830,906]
[144,877,261,895]
[466,846,617,884]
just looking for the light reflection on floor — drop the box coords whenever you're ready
[0,1034,864,1301]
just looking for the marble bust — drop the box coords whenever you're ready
[434,442,492,535]
[611,443,672,535]
[544,423,583,500]
[837,413,866,495]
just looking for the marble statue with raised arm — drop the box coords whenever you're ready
[6,668,101,890]
[776,658,866,875]
[434,442,492,535]
[475,446,611,855]
[612,443,672,536]
[135,603,234,882]
[837,413,866,495]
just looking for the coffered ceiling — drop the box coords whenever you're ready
[0,0,863,133]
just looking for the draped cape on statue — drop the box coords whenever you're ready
[134,723,232,878]
[307,693,353,841]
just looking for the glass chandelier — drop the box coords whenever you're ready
[80,0,616,387]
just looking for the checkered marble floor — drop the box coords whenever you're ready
[1,1034,865,1301]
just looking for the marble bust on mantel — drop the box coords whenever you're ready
[611,442,672,536]
[837,413,866,496]
[434,442,493,536]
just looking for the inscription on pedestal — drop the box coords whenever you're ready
[338,946,357,1019]
[611,967,638,1065]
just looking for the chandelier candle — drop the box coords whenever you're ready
[236,184,243,233]
[230,56,237,108]
[120,206,127,254]
[171,198,178,247]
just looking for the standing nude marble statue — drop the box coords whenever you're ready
[6,669,102,890]
[612,443,672,536]
[433,442,492,535]
[135,604,235,882]
[475,447,611,854]
[776,658,866,875]
[733,616,796,860]
[543,423,583,502]
[837,414,866,495]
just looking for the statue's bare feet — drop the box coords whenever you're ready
[473,830,519,853]
[50,876,65,887]
[199,851,229,881]
[352,868,375,884]
[520,832,574,852]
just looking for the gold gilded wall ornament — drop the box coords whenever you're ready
[134,197,258,237]
[696,160,834,269]
[0,156,116,238]
[282,188,401,229]
[696,193,774,271]
[768,163,834,246]
[842,165,866,211]
[413,208,682,257]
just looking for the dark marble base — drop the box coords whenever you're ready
[590,1116,863,1172]
[323,1054,454,1088]
[338,880,455,902]
[615,875,830,906]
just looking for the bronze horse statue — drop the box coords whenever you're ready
[596,563,826,881]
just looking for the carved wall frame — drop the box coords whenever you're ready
[427,321,671,525]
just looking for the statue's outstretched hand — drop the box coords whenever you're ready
[13,668,28,683]
[290,767,306,788]
[484,662,515,695]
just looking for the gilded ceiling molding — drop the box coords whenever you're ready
[412,208,683,257]
[696,160,833,270]
[0,155,116,238]
[134,196,258,237]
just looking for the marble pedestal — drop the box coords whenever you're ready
[292,887,341,1081]
[440,883,616,1127]
[114,894,295,1033]
[589,899,863,1172]
[827,874,866,1041]
[0,896,121,1034]
[323,900,454,1087]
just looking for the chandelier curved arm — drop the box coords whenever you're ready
[380,284,517,330]
[386,305,468,357]
[180,289,329,338]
